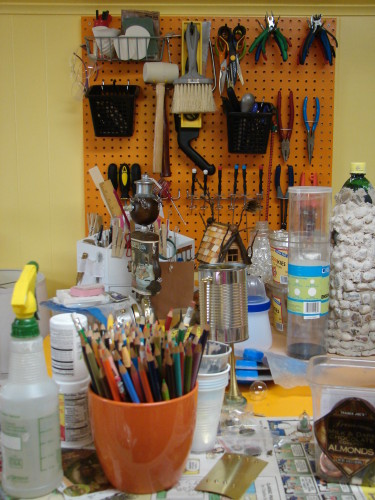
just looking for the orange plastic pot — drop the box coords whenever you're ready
[88,384,198,494]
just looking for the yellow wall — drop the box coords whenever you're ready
[0,2,374,296]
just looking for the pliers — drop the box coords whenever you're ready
[299,14,338,66]
[249,13,291,63]
[275,164,294,230]
[277,90,294,162]
[303,96,320,164]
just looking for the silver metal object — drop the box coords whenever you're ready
[198,263,249,344]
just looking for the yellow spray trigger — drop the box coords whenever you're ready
[11,262,38,319]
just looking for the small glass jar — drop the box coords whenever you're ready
[268,229,288,285]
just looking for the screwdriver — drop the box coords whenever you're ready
[119,163,130,199]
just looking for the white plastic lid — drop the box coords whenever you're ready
[350,162,366,174]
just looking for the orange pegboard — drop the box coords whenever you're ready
[81,15,336,251]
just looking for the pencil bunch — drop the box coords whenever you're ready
[72,313,209,404]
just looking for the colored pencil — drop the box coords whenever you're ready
[102,352,121,401]
[165,350,176,399]
[172,346,182,397]
[161,379,170,401]
[129,363,145,402]
[146,351,162,402]
[139,359,154,403]
[184,341,193,395]
[118,361,140,403]
[164,308,174,332]
[190,343,202,390]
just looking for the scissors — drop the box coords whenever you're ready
[303,96,320,164]
[216,24,246,93]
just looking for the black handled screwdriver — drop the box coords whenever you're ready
[119,163,131,199]
[191,168,197,196]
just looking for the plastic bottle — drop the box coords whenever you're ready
[0,262,63,498]
[341,161,373,203]
[327,162,375,356]
[247,221,272,283]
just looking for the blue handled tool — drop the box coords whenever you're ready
[303,96,320,164]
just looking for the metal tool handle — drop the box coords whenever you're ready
[185,22,200,78]
[191,168,197,195]
[218,166,222,196]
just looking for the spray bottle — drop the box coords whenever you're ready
[0,262,63,498]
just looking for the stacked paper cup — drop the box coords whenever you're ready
[49,313,92,448]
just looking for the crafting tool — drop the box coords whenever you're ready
[277,90,294,162]
[299,14,338,65]
[143,62,179,175]
[174,114,215,175]
[216,165,224,214]
[275,164,294,229]
[188,168,197,209]
[119,163,131,199]
[303,96,320,164]
[171,22,216,114]
[249,13,291,62]
[230,163,239,213]
[130,163,141,196]
[107,163,118,190]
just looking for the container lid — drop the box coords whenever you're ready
[350,161,366,174]
[288,186,332,194]
[247,296,270,313]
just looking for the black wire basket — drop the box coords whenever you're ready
[87,83,140,137]
[222,98,274,154]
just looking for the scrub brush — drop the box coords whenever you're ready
[171,22,216,114]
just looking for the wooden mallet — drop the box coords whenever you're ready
[143,62,179,176]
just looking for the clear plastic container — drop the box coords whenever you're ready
[268,229,288,285]
[307,356,375,486]
[235,276,272,356]
[247,221,272,284]
[287,187,332,360]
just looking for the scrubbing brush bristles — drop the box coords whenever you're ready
[171,22,216,114]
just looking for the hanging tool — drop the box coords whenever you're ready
[249,13,291,63]
[119,163,131,199]
[174,115,215,175]
[107,163,118,190]
[215,23,246,92]
[143,62,179,175]
[216,165,223,215]
[303,96,320,164]
[242,164,247,201]
[277,90,294,162]
[130,163,141,196]
[275,164,294,230]
[299,14,338,66]
[152,178,186,225]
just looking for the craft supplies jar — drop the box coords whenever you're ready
[327,162,375,356]
[265,280,288,334]
[0,263,62,498]
[269,229,289,285]
[56,377,92,448]
[50,313,89,382]
[307,355,375,486]
[287,187,332,360]
[247,221,272,284]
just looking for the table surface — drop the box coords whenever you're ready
[43,336,313,418]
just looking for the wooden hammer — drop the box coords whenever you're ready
[143,62,179,176]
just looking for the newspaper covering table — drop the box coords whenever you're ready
[1,417,374,499]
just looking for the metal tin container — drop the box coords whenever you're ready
[198,263,248,343]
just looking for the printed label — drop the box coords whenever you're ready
[271,294,284,331]
[287,264,330,317]
[270,245,288,284]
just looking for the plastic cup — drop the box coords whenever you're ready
[199,341,232,374]
[88,383,198,494]
[191,364,230,453]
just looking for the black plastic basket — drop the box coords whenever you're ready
[223,98,273,154]
[87,84,140,137]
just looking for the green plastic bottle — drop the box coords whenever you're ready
[342,161,373,203]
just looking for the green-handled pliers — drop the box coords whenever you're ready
[249,13,291,63]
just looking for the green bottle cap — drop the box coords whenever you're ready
[11,317,40,338]
[350,162,366,174]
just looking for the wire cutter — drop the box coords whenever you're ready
[277,90,294,162]
[275,164,294,230]
[299,14,338,66]
[249,13,290,63]
[303,96,320,164]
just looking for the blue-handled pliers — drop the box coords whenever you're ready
[303,96,320,164]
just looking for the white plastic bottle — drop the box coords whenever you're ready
[0,262,63,498]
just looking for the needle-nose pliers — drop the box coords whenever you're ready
[303,96,320,164]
